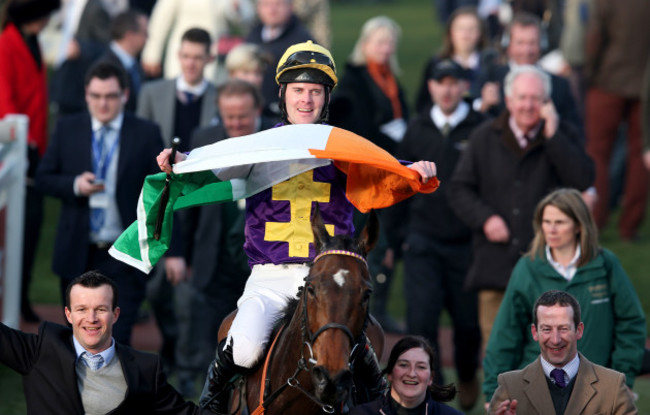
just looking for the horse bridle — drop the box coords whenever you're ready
[303,249,369,350]
[260,249,370,414]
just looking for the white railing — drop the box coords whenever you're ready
[0,115,27,329]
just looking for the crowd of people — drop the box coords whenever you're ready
[0,0,649,413]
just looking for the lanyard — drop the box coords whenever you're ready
[92,126,120,180]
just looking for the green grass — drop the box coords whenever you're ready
[3,0,650,413]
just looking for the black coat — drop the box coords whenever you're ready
[385,103,485,249]
[447,111,594,290]
[0,322,201,414]
[35,113,163,279]
[350,392,462,415]
[329,63,409,155]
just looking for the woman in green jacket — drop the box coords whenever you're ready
[482,188,646,402]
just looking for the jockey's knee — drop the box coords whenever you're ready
[228,333,265,368]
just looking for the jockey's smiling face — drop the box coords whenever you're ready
[283,82,325,125]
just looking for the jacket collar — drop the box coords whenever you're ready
[522,354,598,414]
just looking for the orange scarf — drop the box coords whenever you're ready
[366,61,403,119]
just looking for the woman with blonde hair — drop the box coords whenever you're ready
[328,15,409,335]
[224,43,271,89]
[481,188,646,402]
[330,15,408,155]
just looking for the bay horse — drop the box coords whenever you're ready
[217,208,384,414]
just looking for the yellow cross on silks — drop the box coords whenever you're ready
[264,170,335,257]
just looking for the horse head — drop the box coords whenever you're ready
[301,205,379,409]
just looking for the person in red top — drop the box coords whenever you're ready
[0,0,60,322]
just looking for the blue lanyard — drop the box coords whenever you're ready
[92,127,120,180]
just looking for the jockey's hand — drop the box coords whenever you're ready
[408,161,437,184]
[157,148,187,174]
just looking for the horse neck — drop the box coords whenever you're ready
[273,295,308,367]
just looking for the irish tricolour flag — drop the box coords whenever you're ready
[109,124,439,273]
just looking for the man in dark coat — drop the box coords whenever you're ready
[36,62,163,345]
[448,65,594,357]
[98,10,148,113]
[386,60,484,411]
[0,271,205,415]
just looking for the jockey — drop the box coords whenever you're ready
[158,40,437,414]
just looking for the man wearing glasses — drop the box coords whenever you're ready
[36,61,164,346]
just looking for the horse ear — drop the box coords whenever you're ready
[311,204,331,252]
[359,210,379,255]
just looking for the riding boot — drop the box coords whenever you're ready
[199,340,240,415]
[350,336,388,405]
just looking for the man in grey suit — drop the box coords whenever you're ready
[136,26,217,397]
[137,27,217,147]
[488,290,637,415]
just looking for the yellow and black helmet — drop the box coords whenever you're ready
[275,40,338,88]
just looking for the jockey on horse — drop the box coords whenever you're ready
[157,40,438,414]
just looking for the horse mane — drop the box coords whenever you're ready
[267,233,366,339]
[270,295,300,337]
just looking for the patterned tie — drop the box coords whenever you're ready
[81,352,104,371]
[90,125,109,233]
[550,368,566,388]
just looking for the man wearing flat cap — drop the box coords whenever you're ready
[385,59,485,411]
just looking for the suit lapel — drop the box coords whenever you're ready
[200,84,216,127]
[523,358,557,414]
[160,81,176,145]
[116,344,140,399]
[80,115,94,173]
[564,354,597,414]
[116,114,133,185]
[61,330,87,414]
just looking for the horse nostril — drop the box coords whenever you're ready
[336,370,353,389]
[312,366,330,392]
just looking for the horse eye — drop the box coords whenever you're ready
[362,290,371,303]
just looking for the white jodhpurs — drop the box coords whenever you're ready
[225,263,310,368]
